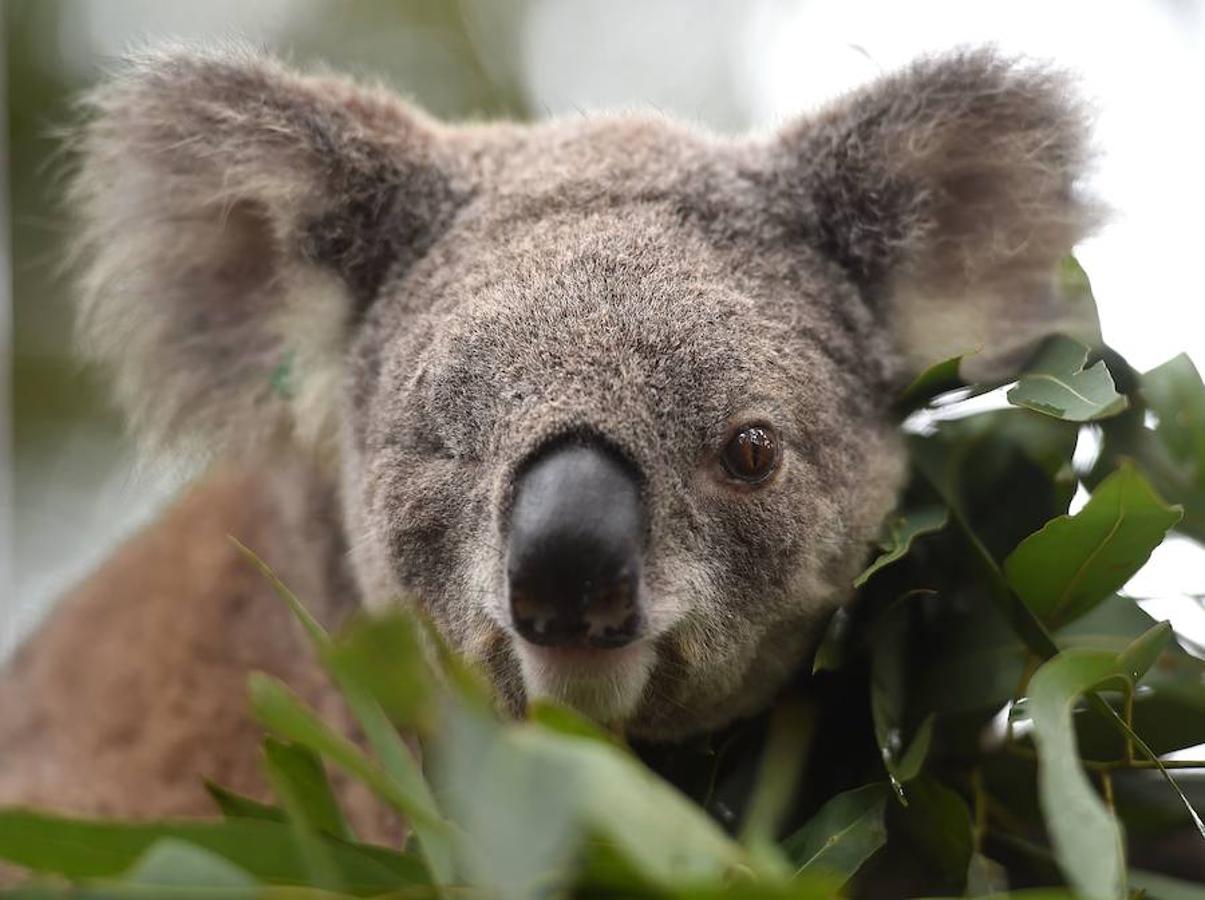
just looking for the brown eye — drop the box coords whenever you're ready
[721,425,780,484]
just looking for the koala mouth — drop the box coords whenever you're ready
[512,638,657,725]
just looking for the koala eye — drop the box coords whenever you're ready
[721,424,780,484]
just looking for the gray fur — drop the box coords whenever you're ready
[70,45,1096,738]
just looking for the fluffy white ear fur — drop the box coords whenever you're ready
[69,44,456,463]
[773,49,1102,380]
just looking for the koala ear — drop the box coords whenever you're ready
[762,49,1101,380]
[70,45,464,460]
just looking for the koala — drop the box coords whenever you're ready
[0,45,1094,831]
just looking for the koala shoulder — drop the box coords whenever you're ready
[0,460,394,841]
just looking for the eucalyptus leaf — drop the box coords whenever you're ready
[230,538,331,648]
[740,699,814,872]
[1007,336,1128,422]
[263,739,351,841]
[121,839,256,888]
[1142,353,1205,467]
[4,884,385,900]
[893,714,936,784]
[812,607,851,674]
[870,600,936,803]
[239,548,453,884]
[965,851,1009,897]
[527,699,623,744]
[263,739,347,891]
[1057,255,1104,347]
[524,729,747,886]
[203,780,286,824]
[247,672,454,885]
[1027,623,1174,900]
[1004,463,1182,627]
[321,612,436,732]
[899,354,967,409]
[1128,868,1205,900]
[437,706,581,900]
[854,506,949,587]
[894,776,974,892]
[1138,353,1205,540]
[439,710,747,896]
[0,809,427,889]
[781,783,888,885]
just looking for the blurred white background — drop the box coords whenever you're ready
[6,0,1205,659]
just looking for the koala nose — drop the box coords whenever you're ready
[507,440,644,648]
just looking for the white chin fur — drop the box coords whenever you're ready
[514,641,655,725]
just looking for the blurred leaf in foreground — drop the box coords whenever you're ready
[898,354,967,410]
[121,839,257,889]
[1028,622,1173,900]
[0,809,424,889]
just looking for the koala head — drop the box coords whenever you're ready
[72,46,1095,739]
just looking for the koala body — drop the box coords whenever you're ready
[0,46,1094,825]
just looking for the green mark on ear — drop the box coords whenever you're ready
[270,350,295,400]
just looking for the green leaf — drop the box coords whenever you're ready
[853,506,948,587]
[230,538,330,648]
[121,839,256,888]
[0,809,428,889]
[236,547,453,885]
[910,435,1063,662]
[740,698,814,871]
[1090,354,1205,542]
[3,884,391,900]
[893,776,974,892]
[203,781,286,824]
[262,740,351,842]
[1142,353,1205,467]
[321,612,436,733]
[1007,335,1128,422]
[965,851,1009,897]
[247,674,445,833]
[321,634,454,884]
[262,739,347,891]
[892,714,936,784]
[898,354,967,409]
[1128,868,1205,900]
[1027,622,1174,900]
[869,600,936,803]
[527,699,624,745]
[1136,353,1205,541]
[438,710,746,895]
[525,728,746,885]
[1057,255,1104,347]
[811,607,851,674]
[1004,463,1182,627]
[782,784,888,885]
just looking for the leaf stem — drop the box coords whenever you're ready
[1099,771,1115,813]
[1123,686,1135,765]
[1003,742,1205,772]
[971,767,987,854]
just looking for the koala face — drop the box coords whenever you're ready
[346,182,905,734]
[72,47,1096,738]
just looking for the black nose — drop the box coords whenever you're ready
[507,439,644,648]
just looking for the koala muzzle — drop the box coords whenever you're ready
[507,440,644,649]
